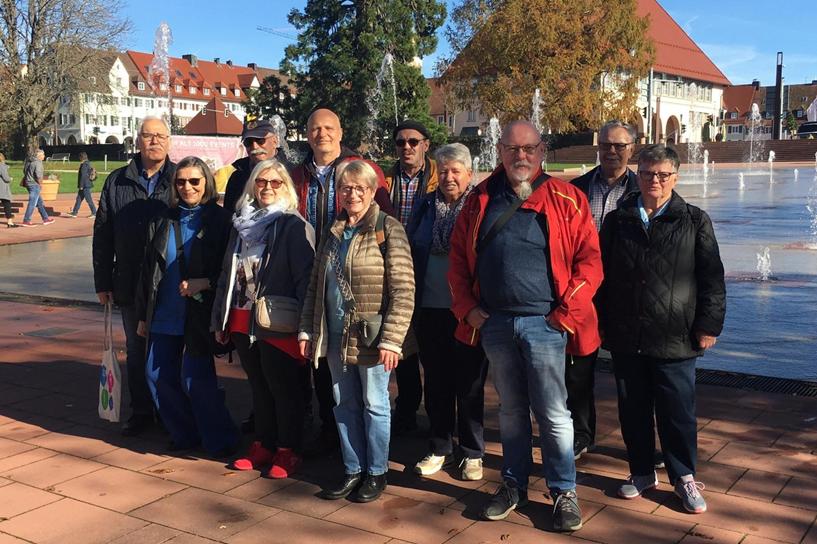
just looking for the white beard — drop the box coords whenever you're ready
[515,181,532,199]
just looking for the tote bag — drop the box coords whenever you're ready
[98,302,122,422]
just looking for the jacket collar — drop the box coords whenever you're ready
[618,190,687,219]
[302,146,359,177]
[329,201,381,238]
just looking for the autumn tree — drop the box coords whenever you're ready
[0,0,131,157]
[281,0,447,151]
[438,0,654,133]
[243,73,297,133]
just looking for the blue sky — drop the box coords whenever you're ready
[122,0,817,86]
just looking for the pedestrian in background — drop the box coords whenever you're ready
[67,151,98,218]
[0,153,17,228]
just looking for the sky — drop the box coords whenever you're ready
[121,0,817,87]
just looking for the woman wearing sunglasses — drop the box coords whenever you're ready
[135,156,239,456]
[212,159,315,479]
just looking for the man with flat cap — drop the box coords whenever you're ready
[384,119,438,434]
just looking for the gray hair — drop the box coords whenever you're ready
[335,159,379,192]
[136,115,170,137]
[637,144,680,170]
[434,143,472,171]
[600,120,637,143]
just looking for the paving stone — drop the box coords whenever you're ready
[711,442,817,480]
[379,467,483,507]
[140,456,259,493]
[803,522,817,544]
[325,494,473,544]
[0,447,59,472]
[108,524,181,544]
[654,487,815,543]
[257,479,350,518]
[692,462,745,493]
[774,477,817,511]
[130,487,278,540]
[224,475,296,502]
[226,510,390,544]
[0,497,147,544]
[699,419,784,446]
[678,524,744,543]
[727,470,790,502]
[578,504,695,544]
[91,444,170,471]
[0,437,35,459]
[164,534,221,544]
[698,435,729,461]
[0,483,61,518]
[25,425,120,458]
[0,533,32,544]
[51,466,187,512]
[0,417,72,442]
[2,452,106,488]
[441,519,576,544]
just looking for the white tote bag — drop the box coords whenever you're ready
[98,302,122,422]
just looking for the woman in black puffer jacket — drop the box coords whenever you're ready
[597,144,725,515]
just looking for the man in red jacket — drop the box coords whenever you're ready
[448,120,602,532]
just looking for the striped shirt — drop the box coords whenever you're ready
[589,169,630,231]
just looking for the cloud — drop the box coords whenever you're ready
[698,43,759,69]
[682,15,699,35]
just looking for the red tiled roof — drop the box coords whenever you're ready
[722,84,762,117]
[183,95,243,136]
[638,0,731,86]
[427,78,446,116]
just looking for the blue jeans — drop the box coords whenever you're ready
[327,343,392,476]
[146,333,239,455]
[71,188,97,215]
[480,313,575,493]
[23,183,49,222]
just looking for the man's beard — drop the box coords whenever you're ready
[516,181,532,199]
[508,161,533,198]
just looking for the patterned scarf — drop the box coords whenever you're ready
[232,199,289,246]
[431,185,473,255]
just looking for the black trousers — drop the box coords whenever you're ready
[1,199,13,219]
[394,352,422,425]
[612,352,697,484]
[233,333,304,450]
[417,308,489,458]
[120,304,153,416]
[565,350,598,447]
[312,356,337,433]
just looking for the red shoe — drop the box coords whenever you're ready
[42,218,55,225]
[232,441,275,471]
[267,448,301,479]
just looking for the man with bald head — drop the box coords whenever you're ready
[291,107,393,454]
[448,121,602,532]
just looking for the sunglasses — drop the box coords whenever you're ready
[255,178,284,188]
[244,135,273,147]
[175,177,202,187]
[395,137,427,148]
[599,142,632,152]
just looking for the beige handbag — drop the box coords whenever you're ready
[254,295,300,333]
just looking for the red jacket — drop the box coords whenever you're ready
[447,169,603,356]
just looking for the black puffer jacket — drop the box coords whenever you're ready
[92,155,175,305]
[597,191,726,359]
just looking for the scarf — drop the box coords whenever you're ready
[232,199,289,246]
[431,185,473,255]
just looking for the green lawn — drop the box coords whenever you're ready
[5,160,129,195]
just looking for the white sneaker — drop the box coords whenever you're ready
[414,453,449,476]
[460,457,483,481]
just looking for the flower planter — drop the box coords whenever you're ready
[40,175,60,201]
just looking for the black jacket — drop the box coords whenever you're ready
[211,211,315,340]
[222,150,295,213]
[77,161,93,189]
[92,155,175,305]
[571,166,640,223]
[135,201,232,357]
[597,191,726,359]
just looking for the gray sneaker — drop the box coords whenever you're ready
[675,475,707,513]
[552,490,582,531]
[618,471,658,499]
[482,482,528,521]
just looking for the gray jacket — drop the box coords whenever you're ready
[0,163,11,200]
[23,158,43,187]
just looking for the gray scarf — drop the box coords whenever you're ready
[232,200,288,246]
[431,185,473,255]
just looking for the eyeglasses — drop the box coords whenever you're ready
[338,185,370,196]
[395,137,427,148]
[637,170,676,182]
[175,177,202,187]
[500,143,541,155]
[599,142,632,152]
[140,132,169,142]
[244,135,273,147]
[255,178,284,188]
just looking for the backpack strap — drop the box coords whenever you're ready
[375,210,387,257]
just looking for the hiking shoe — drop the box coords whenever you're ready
[482,482,528,521]
[654,450,665,469]
[618,472,659,499]
[20,221,37,227]
[267,448,301,479]
[232,441,275,471]
[675,475,707,513]
[460,457,483,481]
[414,453,452,476]
[42,218,55,225]
[552,490,582,531]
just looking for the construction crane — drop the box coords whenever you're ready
[257,26,297,41]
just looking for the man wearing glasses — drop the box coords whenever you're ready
[566,120,640,461]
[448,121,601,532]
[93,116,175,436]
[384,119,439,434]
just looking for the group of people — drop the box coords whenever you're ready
[90,109,725,534]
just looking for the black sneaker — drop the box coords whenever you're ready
[654,451,665,469]
[552,490,582,531]
[573,439,591,460]
[482,482,528,521]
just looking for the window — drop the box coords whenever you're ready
[137,81,145,91]
[158,100,165,108]
[85,114,93,124]
[437,116,444,124]
[729,112,738,119]
[116,77,122,87]
[221,87,227,96]
[84,94,93,104]
[204,88,210,96]
[89,76,96,85]
[797,110,804,118]
[101,115,108,126]
[125,97,131,106]
[147,99,154,109]
[175,84,182,93]
[69,114,76,125]
[467,110,476,122]
[126,117,132,129]
[190,86,197,94]
[234,89,240,97]
[160,83,167,91]
[111,116,119,126]
[134,98,143,107]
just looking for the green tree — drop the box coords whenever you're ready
[243,73,297,132]
[438,0,654,133]
[784,111,798,137]
[281,0,447,152]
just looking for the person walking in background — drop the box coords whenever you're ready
[407,143,487,481]
[212,159,315,479]
[0,153,18,228]
[20,149,54,227]
[67,152,98,218]
[134,156,238,456]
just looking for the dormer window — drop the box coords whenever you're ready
[89,76,97,85]
[160,83,167,91]
[220,87,227,96]
[190,86,197,94]
[234,88,240,97]
[204,88,210,96]
[137,81,145,91]
[175,84,182,93]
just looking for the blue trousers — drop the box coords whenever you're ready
[23,183,49,222]
[71,188,97,215]
[146,333,238,455]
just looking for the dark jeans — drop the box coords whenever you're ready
[71,188,97,215]
[233,333,304,450]
[145,333,238,455]
[1,199,12,219]
[394,352,422,425]
[417,308,488,459]
[565,350,598,447]
[120,304,153,416]
[612,352,697,484]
